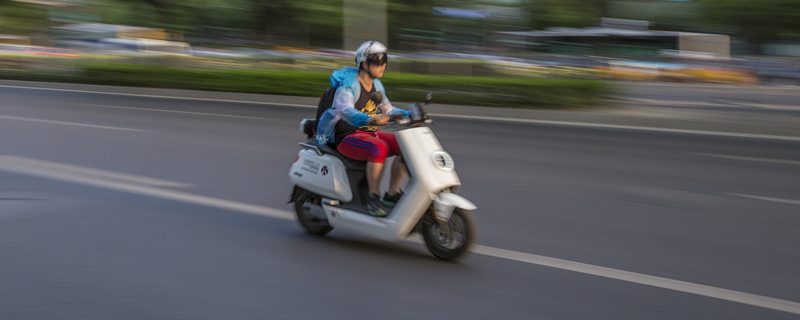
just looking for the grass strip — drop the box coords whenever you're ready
[0,63,613,109]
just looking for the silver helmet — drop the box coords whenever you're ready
[355,41,388,68]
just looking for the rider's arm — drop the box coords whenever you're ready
[374,81,410,117]
[332,88,371,127]
[378,96,410,117]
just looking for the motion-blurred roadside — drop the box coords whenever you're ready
[3,38,799,86]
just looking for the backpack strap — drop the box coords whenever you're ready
[303,87,337,139]
[316,87,336,123]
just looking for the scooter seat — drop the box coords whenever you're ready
[306,138,366,171]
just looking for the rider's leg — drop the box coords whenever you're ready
[376,131,406,196]
[338,132,390,196]
[388,156,407,196]
[366,161,384,196]
[338,132,391,216]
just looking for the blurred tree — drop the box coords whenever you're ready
[526,0,610,30]
[698,0,800,47]
[387,0,438,50]
[264,0,343,48]
[96,0,342,47]
[247,0,299,45]
[302,0,343,48]
[98,0,162,29]
[0,1,49,36]
[100,0,252,34]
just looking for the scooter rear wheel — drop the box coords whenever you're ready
[294,192,333,236]
[422,208,477,261]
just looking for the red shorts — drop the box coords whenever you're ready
[337,130,400,163]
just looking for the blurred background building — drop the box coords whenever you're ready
[1,0,798,54]
[1,0,799,84]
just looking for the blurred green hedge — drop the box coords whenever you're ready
[0,63,613,109]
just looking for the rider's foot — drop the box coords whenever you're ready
[382,191,404,208]
[367,193,390,217]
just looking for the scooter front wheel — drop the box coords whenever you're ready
[422,208,477,261]
[294,191,333,236]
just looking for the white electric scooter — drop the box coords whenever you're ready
[288,93,477,261]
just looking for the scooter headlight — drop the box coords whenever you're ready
[432,151,454,170]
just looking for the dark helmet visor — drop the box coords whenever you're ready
[366,52,388,65]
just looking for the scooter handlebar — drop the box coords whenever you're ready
[382,94,434,127]
[385,112,432,127]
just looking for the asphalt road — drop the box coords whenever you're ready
[615,81,800,111]
[1,84,799,320]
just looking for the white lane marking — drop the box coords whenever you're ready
[622,98,727,108]
[430,113,800,142]
[0,114,151,132]
[2,83,799,142]
[731,193,800,206]
[621,98,800,111]
[472,245,800,315]
[0,156,191,188]
[83,104,273,120]
[0,156,292,220]
[690,153,800,166]
[0,84,315,108]
[1,156,799,315]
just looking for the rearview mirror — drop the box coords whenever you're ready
[409,103,424,123]
[422,93,432,110]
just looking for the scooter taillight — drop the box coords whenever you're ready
[293,155,300,163]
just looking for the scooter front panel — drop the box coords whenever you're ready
[397,127,461,190]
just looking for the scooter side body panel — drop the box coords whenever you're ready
[323,205,398,233]
[324,127,463,242]
[289,149,353,202]
[322,178,430,242]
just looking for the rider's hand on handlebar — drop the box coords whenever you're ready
[367,114,390,126]
[389,113,407,122]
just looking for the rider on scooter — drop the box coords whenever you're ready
[316,41,410,217]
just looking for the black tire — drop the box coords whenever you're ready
[294,192,333,236]
[422,208,477,261]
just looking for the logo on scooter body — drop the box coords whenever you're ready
[301,158,320,174]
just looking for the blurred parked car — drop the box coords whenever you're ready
[98,38,192,56]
